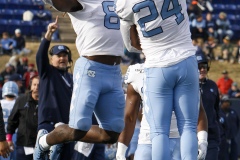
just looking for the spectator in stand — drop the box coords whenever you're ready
[13,29,31,56]
[187,1,202,22]
[204,36,216,60]
[205,12,217,40]
[7,75,39,160]
[0,64,15,89]
[221,36,234,63]
[8,74,25,96]
[23,64,38,89]
[190,14,208,41]
[35,11,49,21]
[0,32,16,56]
[217,70,233,96]
[216,12,233,44]
[16,57,28,77]
[227,82,240,99]
[235,39,240,64]
[220,96,239,160]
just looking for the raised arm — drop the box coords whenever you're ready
[36,17,58,77]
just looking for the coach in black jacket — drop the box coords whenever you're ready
[35,17,74,159]
[7,75,39,160]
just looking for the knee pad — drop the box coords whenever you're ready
[76,118,92,131]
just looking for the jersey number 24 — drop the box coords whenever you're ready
[133,0,184,37]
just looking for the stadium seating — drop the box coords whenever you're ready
[0,9,14,19]
[8,19,21,35]
[6,0,19,9]
[21,20,34,36]
[210,1,240,39]
[0,19,8,34]
[0,0,52,38]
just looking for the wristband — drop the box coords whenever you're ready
[6,134,12,142]
[197,131,208,142]
[117,142,128,156]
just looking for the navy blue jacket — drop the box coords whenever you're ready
[200,78,220,144]
[223,108,239,139]
[36,38,73,129]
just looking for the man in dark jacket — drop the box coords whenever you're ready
[7,75,39,160]
[196,51,221,160]
[34,16,74,160]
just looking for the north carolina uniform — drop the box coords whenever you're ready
[68,0,124,57]
[67,0,125,133]
[115,0,199,159]
[115,0,196,68]
[124,64,180,160]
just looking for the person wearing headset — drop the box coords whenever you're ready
[6,75,39,160]
[35,16,74,160]
[196,50,221,160]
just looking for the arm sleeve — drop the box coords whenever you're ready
[7,98,20,134]
[120,21,142,54]
[36,38,51,77]
[0,104,6,141]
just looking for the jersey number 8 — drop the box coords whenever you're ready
[133,0,184,37]
[102,1,120,30]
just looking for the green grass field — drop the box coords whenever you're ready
[0,41,239,85]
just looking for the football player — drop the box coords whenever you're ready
[116,63,208,160]
[34,0,125,159]
[115,0,200,159]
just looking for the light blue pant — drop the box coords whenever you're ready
[144,56,199,160]
[134,138,181,160]
[69,56,125,133]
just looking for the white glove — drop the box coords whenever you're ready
[116,142,127,160]
[197,131,208,160]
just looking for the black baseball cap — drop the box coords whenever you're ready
[50,45,70,55]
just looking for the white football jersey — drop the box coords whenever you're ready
[115,0,197,68]
[124,64,180,144]
[68,0,124,57]
[0,99,16,132]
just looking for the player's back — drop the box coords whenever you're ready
[115,0,196,67]
[68,0,124,57]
